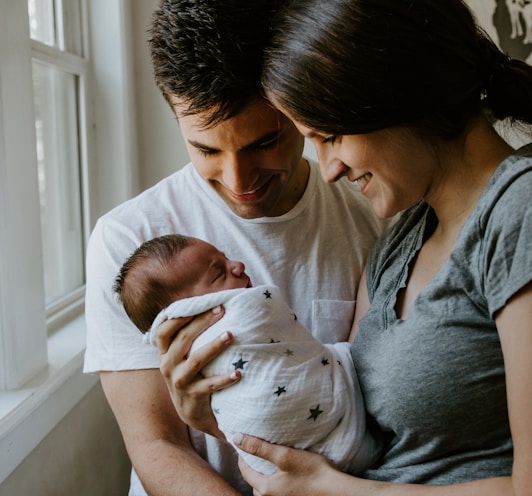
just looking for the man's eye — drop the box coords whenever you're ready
[197,148,218,157]
[256,139,278,151]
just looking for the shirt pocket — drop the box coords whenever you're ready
[312,299,356,344]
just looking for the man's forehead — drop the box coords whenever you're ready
[176,101,285,150]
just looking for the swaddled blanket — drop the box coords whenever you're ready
[147,285,377,474]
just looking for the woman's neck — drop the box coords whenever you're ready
[427,116,514,237]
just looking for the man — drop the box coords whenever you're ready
[84,1,387,494]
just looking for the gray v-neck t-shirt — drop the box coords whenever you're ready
[352,144,532,484]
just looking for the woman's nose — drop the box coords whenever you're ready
[319,158,349,183]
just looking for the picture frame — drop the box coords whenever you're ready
[465,0,532,64]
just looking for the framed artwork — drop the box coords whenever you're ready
[465,0,532,64]
[465,0,531,146]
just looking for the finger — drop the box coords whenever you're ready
[233,434,280,467]
[156,305,224,357]
[156,316,193,355]
[170,326,233,374]
[171,364,241,396]
[164,329,238,390]
[237,454,269,493]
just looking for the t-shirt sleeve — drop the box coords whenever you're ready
[83,217,160,373]
[483,178,532,317]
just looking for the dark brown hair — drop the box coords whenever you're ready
[149,0,285,128]
[114,234,191,332]
[263,0,532,139]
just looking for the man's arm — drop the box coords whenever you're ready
[100,369,241,496]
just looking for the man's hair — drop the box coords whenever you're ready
[149,0,285,128]
[114,234,191,332]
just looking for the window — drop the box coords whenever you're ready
[0,0,137,484]
[0,0,138,484]
[29,0,87,317]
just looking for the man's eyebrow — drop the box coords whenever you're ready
[242,130,280,150]
[188,140,218,152]
[188,130,280,153]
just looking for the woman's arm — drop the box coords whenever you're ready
[154,306,241,438]
[235,435,511,496]
[234,282,532,496]
[496,282,532,496]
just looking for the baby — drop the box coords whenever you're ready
[114,234,380,474]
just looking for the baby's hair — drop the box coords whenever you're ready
[114,234,191,333]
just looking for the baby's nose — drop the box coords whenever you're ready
[230,260,246,277]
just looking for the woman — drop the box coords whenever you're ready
[156,0,532,494]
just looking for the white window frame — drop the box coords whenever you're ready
[0,0,138,484]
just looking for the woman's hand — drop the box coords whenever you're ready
[155,306,241,438]
[234,434,339,496]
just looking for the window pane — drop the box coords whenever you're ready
[59,0,83,56]
[28,0,55,46]
[32,62,85,307]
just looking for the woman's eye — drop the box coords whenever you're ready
[322,135,338,145]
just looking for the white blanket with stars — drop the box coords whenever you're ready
[147,285,378,475]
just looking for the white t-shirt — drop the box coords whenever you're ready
[84,159,387,495]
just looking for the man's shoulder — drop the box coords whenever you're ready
[100,163,200,221]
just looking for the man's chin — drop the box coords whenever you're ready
[226,202,269,219]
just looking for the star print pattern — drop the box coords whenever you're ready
[232,356,248,370]
[197,285,352,443]
[218,287,338,426]
[154,284,361,475]
[274,386,287,396]
[307,405,324,421]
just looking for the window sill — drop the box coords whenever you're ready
[0,313,98,484]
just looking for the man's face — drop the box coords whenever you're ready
[171,98,307,218]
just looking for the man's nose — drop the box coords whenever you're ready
[222,155,258,193]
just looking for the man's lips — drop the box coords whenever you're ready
[230,177,273,203]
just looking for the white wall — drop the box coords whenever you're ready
[131,0,189,191]
[0,382,130,496]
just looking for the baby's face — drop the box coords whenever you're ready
[177,239,252,297]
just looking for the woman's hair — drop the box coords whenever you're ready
[262,0,532,139]
[149,0,284,128]
[113,234,191,332]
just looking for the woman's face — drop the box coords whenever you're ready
[294,122,439,218]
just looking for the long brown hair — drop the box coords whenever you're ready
[263,0,532,139]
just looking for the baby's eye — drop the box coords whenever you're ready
[212,270,225,284]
